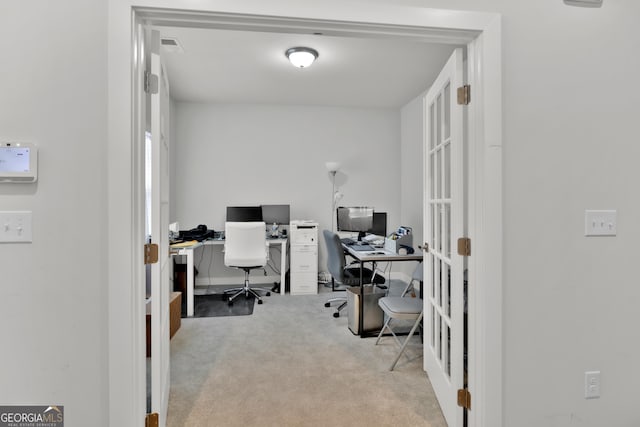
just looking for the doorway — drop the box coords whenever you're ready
[107,5,502,427]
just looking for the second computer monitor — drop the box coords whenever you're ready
[261,204,290,225]
[226,206,263,222]
[369,212,387,236]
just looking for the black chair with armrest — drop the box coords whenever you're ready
[323,229,386,318]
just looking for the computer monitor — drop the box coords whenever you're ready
[368,212,387,236]
[336,207,374,240]
[261,204,290,225]
[226,206,263,222]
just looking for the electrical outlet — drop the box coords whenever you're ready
[585,371,600,399]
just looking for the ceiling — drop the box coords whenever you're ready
[159,26,460,109]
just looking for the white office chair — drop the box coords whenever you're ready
[223,221,271,305]
[375,261,424,371]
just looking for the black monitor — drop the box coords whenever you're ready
[226,206,263,222]
[261,204,290,225]
[368,212,387,236]
[336,207,374,240]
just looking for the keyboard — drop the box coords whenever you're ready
[351,244,374,251]
[341,238,357,246]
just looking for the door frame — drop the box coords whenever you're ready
[107,3,502,426]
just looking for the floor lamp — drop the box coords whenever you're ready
[325,162,342,232]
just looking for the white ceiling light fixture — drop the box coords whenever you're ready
[286,47,319,68]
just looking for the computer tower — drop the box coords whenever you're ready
[289,220,318,295]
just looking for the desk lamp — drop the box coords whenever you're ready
[325,161,343,231]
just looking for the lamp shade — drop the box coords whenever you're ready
[325,161,340,173]
[286,47,318,68]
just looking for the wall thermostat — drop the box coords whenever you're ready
[0,142,38,183]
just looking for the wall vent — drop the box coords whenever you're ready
[563,0,602,7]
[160,37,184,53]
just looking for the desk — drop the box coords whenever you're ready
[343,245,423,337]
[172,237,288,317]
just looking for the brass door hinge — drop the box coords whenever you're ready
[419,243,429,253]
[457,388,471,410]
[144,243,159,264]
[457,84,471,105]
[457,237,471,256]
[145,413,159,427]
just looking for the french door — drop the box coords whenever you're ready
[147,29,172,426]
[423,48,466,427]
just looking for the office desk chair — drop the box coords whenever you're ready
[223,221,271,305]
[375,261,424,371]
[323,229,385,318]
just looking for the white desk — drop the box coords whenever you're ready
[172,237,288,317]
[343,244,423,337]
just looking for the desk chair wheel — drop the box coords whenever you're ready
[265,291,271,297]
[324,302,331,308]
[333,312,340,318]
[257,299,263,305]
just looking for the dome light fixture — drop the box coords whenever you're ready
[285,47,319,68]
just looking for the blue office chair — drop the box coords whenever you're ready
[323,229,385,317]
[223,221,271,305]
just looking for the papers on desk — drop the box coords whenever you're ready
[362,234,385,246]
[170,240,198,248]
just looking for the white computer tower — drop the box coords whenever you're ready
[289,220,318,295]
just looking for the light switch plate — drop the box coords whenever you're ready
[585,371,601,399]
[585,210,616,236]
[0,211,33,243]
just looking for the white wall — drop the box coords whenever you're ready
[173,102,404,277]
[8,1,640,426]
[415,1,640,426]
[0,1,108,425]
[400,94,425,254]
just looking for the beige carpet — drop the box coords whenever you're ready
[166,282,447,427]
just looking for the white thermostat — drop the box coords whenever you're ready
[0,142,38,183]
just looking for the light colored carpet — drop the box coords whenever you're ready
[166,281,447,427]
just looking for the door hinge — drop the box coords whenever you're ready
[145,413,159,427]
[457,84,470,105]
[144,243,159,264]
[144,71,159,94]
[457,388,471,410]
[420,243,429,253]
[457,237,471,256]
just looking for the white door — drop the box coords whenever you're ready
[423,48,465,427]
[148,29,172,426]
